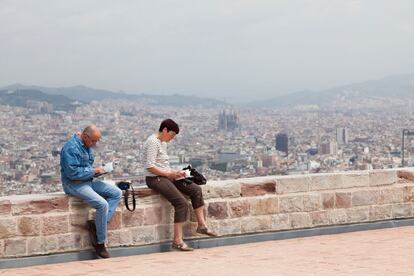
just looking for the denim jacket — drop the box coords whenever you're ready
[60,134,95,184]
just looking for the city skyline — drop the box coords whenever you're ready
[2,98,414,197]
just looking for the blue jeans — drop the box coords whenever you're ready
[63,180,122,244]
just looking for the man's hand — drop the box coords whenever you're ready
[95,166,105,175]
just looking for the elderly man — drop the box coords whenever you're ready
[60,125,122,258]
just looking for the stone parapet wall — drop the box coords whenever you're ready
[1,169,414,258]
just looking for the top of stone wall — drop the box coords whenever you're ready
[0,169,411,214]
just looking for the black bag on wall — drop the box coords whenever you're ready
[116,181,136,211]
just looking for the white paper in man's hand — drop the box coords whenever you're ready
[103,162,114,173]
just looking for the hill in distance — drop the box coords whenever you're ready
[248,73,414,109]
[0,89,81,111]
[0,84,226,108]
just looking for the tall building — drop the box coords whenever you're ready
[218,110,239,131]
[319,140,338,155]
[275,133,288,155]
[336,127,349,145]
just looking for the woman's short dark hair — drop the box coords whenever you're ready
[159,119,179,134]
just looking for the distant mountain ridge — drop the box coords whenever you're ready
[2,72,414,109]
[0,89,80,111]
[248,73,414,109]
[0,84,226,107]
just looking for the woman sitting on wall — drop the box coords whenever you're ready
[143,118,217,251]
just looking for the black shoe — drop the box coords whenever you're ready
[94,243,110,258]
[87,220,97,246]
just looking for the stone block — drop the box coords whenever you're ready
[335,192,352,208]
[327,209,348,225]
[397,170,414,181]
[369,170,397,186]
[143,206,163,225]
[133,188,159,198]
[108,229,131,247]
[229,200,250,218]
[310,211,330,226]
[218,219,241,236]
[69,197,90,212]
[352,190,379,206]
[240,179,276,197]
[69,212,89,232]
[271,214,290,231]
[347,207,369,223]
[107,230,122,247]
[27,237,42,255]
[156,224,174,241]
[0,239,4,258]
[392,203,412,218]
[322,193,335,209]
[342,172,370,189]
[303,193,321,212]
[310,174,343,191]
[42,235,58,252]
[279,195,303,213]
[130,226,156,245]
[57,233,82,251]
[289,213,312,229]
[80,233,93,249]
[251,197,278,215]
[207,202,229,219]
[183,222,198,237]
[203,180,241,199]
[0,217,17,239]
[108,210,122,230]
[4,238,26,257]
[241,216,271,233]
[275,175,310,194]
[18,216,41,236]
[0,200,11,215]
[379,188,403,204]
[119,229,133,246]
[136,195,162,206]
[12,196,69,215]
[42,215,69,235]
[402,186,414,202]
[161,206,175,224]
[369,205,392,221]
[123,208,144,227]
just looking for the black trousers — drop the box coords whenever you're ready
[146,176,205,223]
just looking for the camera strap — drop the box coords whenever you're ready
[123,185,136,211]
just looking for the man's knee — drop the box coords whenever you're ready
[94,199,109,211]
[113,186,122,200]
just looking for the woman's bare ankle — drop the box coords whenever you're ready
[174,239,183,244]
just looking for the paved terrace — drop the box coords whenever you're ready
[1,226,413,275]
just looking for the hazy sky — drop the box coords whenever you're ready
[1,0,414,103]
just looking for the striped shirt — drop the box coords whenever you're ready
[143,134,170,177]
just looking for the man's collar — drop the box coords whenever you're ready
[74,134,87,149]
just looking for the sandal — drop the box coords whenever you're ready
[171,242,194,251]
[196,226,218,237]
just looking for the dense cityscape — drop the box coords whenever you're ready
[1,98,414,196]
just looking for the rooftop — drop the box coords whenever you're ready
[2,226,413,275]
